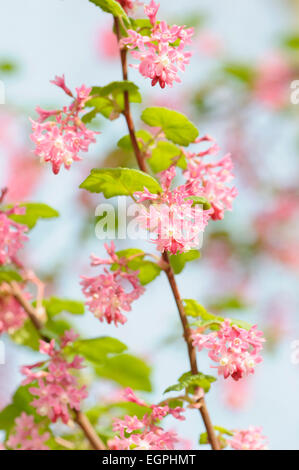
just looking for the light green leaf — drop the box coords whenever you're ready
[148,141,182,173]
[96,353,152,391]
[88,0,130,24]
[186,195,211,210]
[282,34,299,50]
[114,249,162,285]
[0,267,22,284]
[164,371,216,394]
[68,337,127,364]
[43,297,85,316]
[80,167,162,197]
[223,63,256,85]
[141,107,198,146]
[170,250,200,275]
[10,320,40,351]
[117,130,152,151]
[8,203,59,229]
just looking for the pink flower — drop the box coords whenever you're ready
[0,293,27,334]
[95,26,119,59]
[22,332,87,424]
[0,206,28,266]
[183,136,237,220]
[134,166,212,254]
[121,3,193,88]
[117,0,138,14]
[6,412,50,450]
[191,319,265,381]
[30,76,98,174]
[81,242,145,326]
[228,426,268,450]
[108,388,185,450]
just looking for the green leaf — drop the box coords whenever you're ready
[169,250,200,275]
[8,203,59,229]
[80,167,162,197]
[86,81,141,120]
[164,371,216,394]
[10,320,40,351]
[0,60,18,74]
[96,353,152,391]
[141,107,198,146]
[186,196,211,210]
[117,130,152,151]
[282,34,299,50]
[114,249,162,285]
[199,426,233,446]
[209,295,246,312]
[223,63,256,85]
[148,141,182,173]
[68,337,127,364]
[88,0,130,24]
[0,267,22,284]
[43,297,85,316]
[183,298,253,330]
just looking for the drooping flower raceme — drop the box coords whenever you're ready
[30,76,97,174]
[22,330,87,424]
[227,426,268,450]
[191,319,265,381]
[81,242,145,326]
[0,206,28,266]
[183,135,238,220]
[121,1,193,88]
[108,388,186,450]
[134,166,212,255]
[6,412,50,450]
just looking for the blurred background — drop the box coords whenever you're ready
[1,0,299,450]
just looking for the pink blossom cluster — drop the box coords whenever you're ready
[227,426,268,450]
[0,206,28,266]
[22,330,87,424]
[81,242,145,326]
[30,76,97,174]
[0,292,27,334]
[191,319,265,381]
[108,388,185,450]
[6,412,50,450]
[121,1,193,88]
[183,135,238,220]
[134,166,212,254]
[117,0,139,13]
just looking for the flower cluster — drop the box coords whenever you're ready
[81,242,145,326]
[22,330,87,424]
[191,319,265,381]
[108,388,185,450]
[0,291,27,334]
[227,426,268,450]
[121,1,193,88]
[0,206,28,266]
[183,135,238,220]
[30,76,97,174]
[6,413,50,450]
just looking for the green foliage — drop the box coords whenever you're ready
[148,141,183,173]
[164,371,216,394]
[88,0,130,25]
[10,320,40,351]
[141,107,199,146]
[84,81,141,121]
[282,34,299,49]
[43,297,85,316]
[186,195,211,210]
[117,130,152,151]
[199,426,233,446]
[0,385,42,436]
[183,298,252,330]
[8,203,59,229]
[96,353,152,391]
[0,60,18,74]
[80,167,161,197]
[67,336,127,364]
[169,250,200,274]
[209,295,246,312]
[222,63,256,85]
[0,267,22,284]
[114,248,162,285]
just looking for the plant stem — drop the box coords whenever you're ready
[9,282,106,451]
[114,17,220,451]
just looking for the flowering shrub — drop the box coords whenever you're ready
[0,0,271,452]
